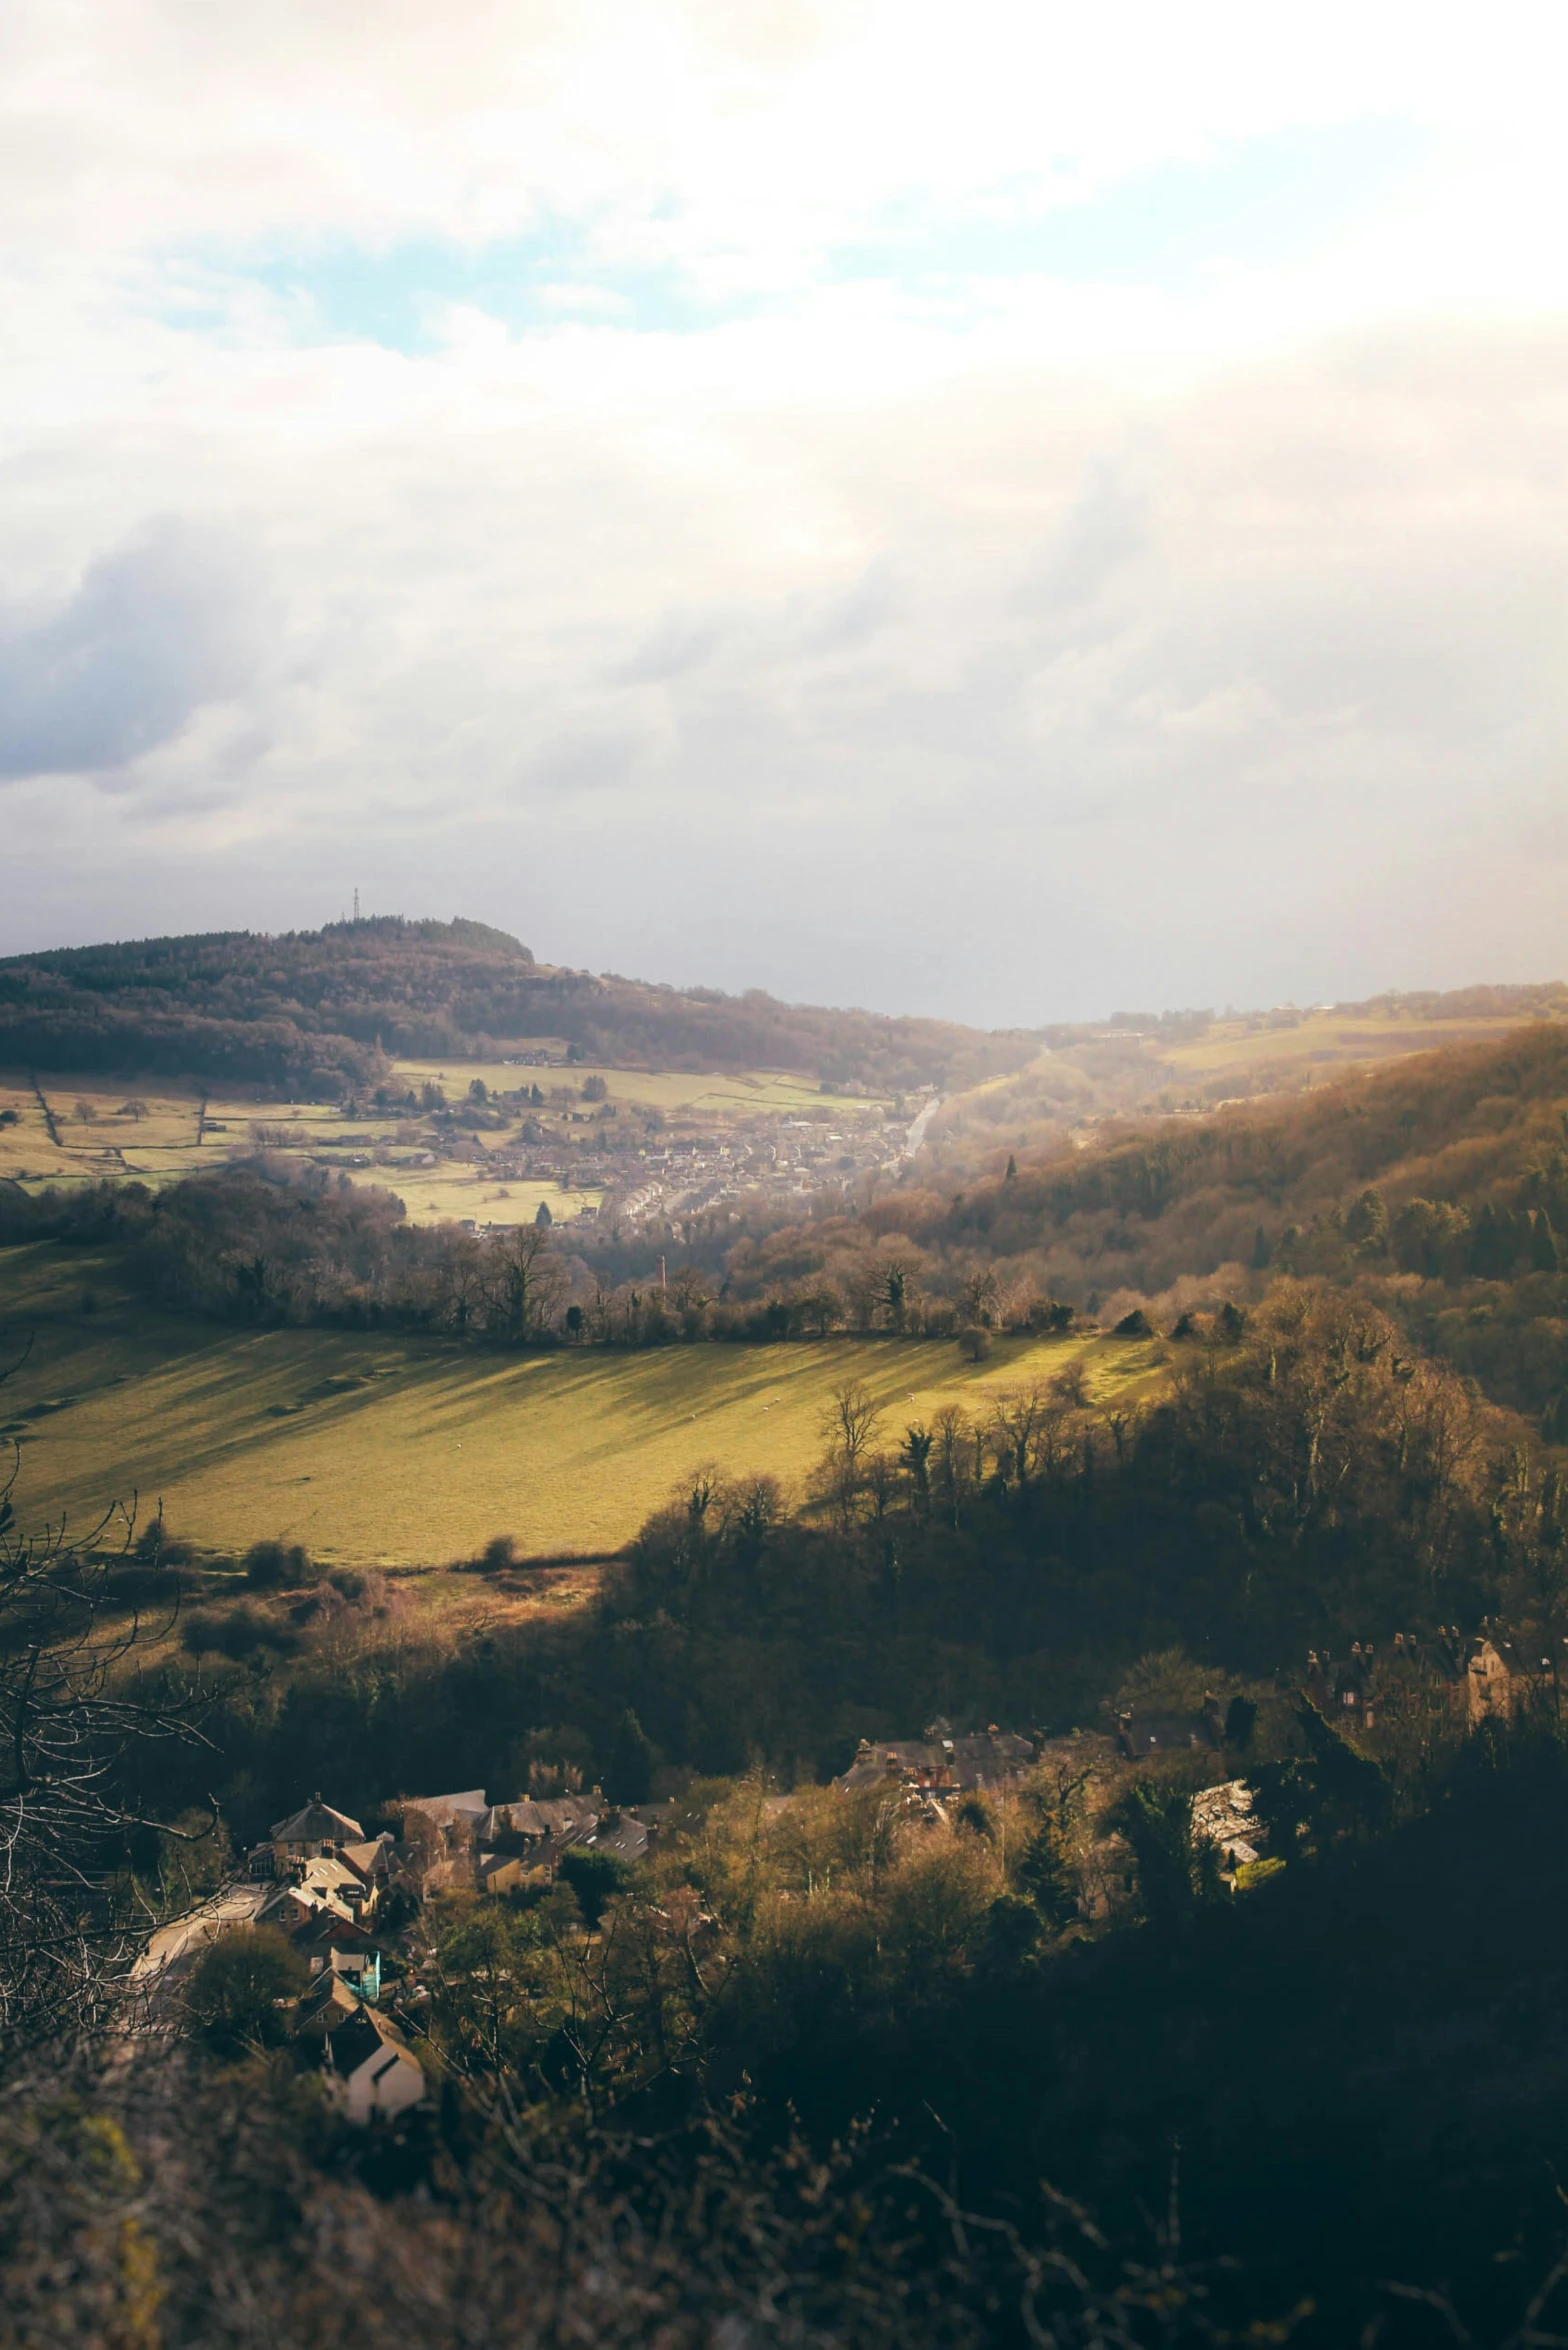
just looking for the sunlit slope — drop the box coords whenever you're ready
[0,1246,1161,1566]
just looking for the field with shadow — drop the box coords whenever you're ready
[0,1241,1165,1566]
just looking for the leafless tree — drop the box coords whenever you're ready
[817,1379,886,1527]
[0,1381,216,2057]
[486,1222,568,1341]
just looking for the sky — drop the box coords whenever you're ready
[1,1,1565,1028]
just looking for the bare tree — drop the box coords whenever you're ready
[487,1223,568,1341]
[817,1380,885,1527]
[0,1370,215,2056]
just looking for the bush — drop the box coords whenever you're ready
[957,1324,992,1361]
[183,1927,307,2055]
[1113,1308,1151,1338]
[245,1538,313,1590]
[181,1604,293,1660]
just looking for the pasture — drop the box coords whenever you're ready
[0,1242,1164,1568]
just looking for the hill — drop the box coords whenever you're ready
[852,1017,1568,1417]
[0,917,1037,1096]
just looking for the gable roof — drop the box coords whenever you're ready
[270,1795,365,1844]
[400,1789,487,1824]
[327,2002,414,2079]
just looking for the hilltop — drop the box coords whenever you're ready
[0,917,1037,1097]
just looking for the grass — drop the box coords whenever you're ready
[1,1242,1165,1569]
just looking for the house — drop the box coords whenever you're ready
[307,1945,381,2001]
[322,2006,426,2124]
[1466,1633,1540,1727]
[263,1794,366,1877]
[295,1971,365,2039]
[399,1789,490,1836]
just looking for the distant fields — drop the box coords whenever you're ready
[0,1242,1164,1567]
[0,1062,884,1231]
[1155,1008,1556,1085]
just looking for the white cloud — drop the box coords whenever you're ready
[0,3,1565,1020]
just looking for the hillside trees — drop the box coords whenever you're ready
[0,1423,214,2054]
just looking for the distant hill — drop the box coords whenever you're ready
[0,917,1036,1096]
[884,1017,1568,1416]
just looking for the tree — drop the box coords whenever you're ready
[1469,1202,1515,1280]
[1250,1225,1271,1271]
[183,1928,306,2056]
[608,1709,655,1805]
[1,1420,215,2056]
[1004,1154,1017,1182]
[1251,1698,1390,1858]
[1531,1211,1561,1275]
[487,1222,566,1340]
[899,1425,933,1514]
[817,1380,885,1526]
[535,1199,553,1228]
[1106,1781,1216,1930]
[1344,1189,1389,1257]
[558,1847,630,1931]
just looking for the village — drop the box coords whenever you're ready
[129,1625,1543,2129]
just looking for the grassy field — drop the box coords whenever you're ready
[0,1059,884,1233]
[391,1058,886,1118]
[1156,1007,1555,1084]
[1,1242,1164,1568]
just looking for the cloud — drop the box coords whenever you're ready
[0,520,267,783]
[0,6,1566,1022]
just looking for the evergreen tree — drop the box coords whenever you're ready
[1250,1225,1271,1271]
[1344,1188,1389,1256]
[607,1708,655,1805]
[1468,1201,1511,1279]
[1531,1210,1561,1274]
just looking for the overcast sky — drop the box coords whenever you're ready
[1,2,1564,1026]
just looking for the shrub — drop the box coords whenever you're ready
[957,1324,992,1361]
[245,1538,313,1590]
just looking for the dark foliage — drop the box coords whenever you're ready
[0,916,1034,1094]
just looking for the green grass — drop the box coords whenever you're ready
[1,1243,1164,1568]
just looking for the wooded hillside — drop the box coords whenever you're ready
[0,917,1037,1095]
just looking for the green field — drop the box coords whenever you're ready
[0,1059,884,1233]
[0,1243,1163,1567]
